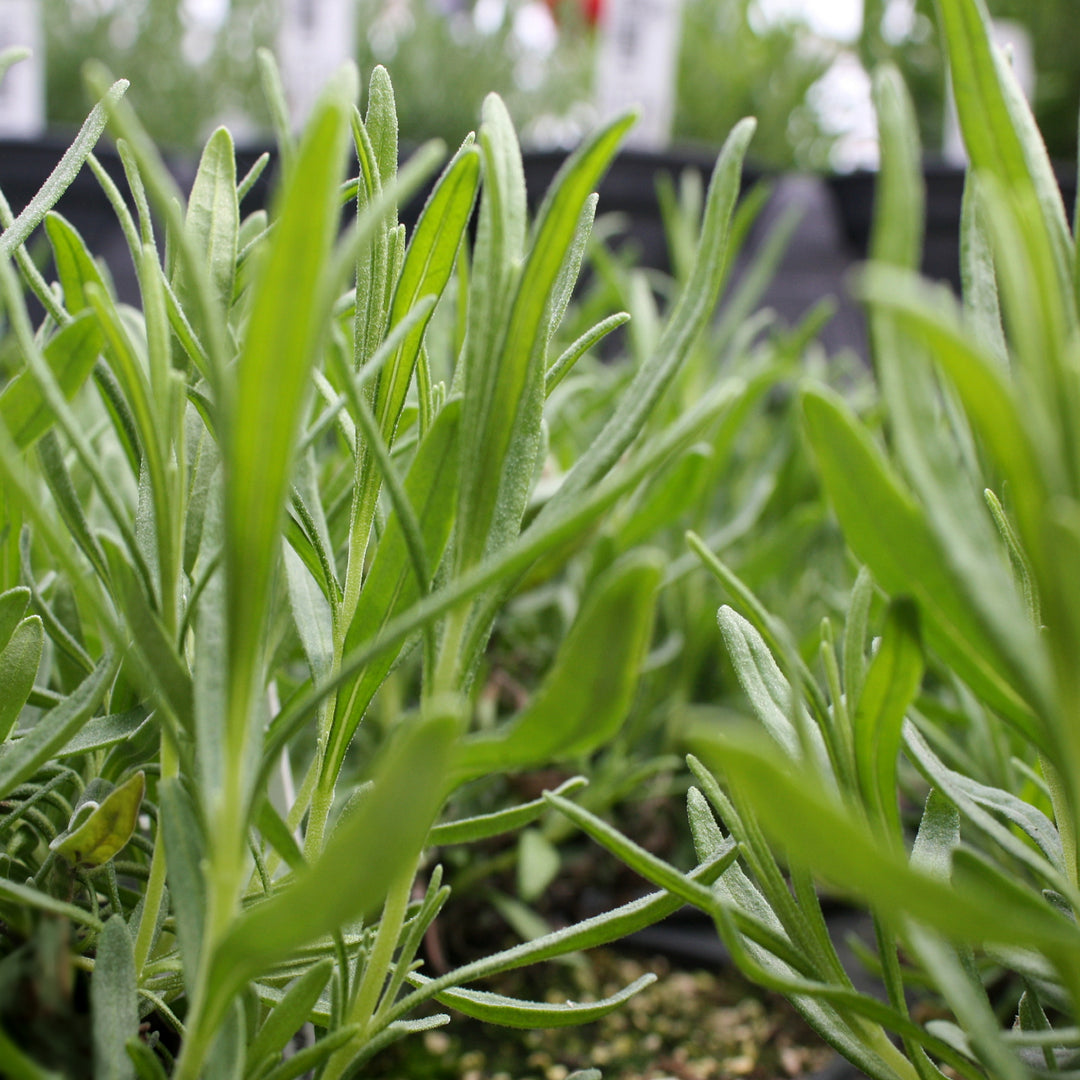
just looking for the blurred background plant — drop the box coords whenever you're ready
[34,0,1074,170]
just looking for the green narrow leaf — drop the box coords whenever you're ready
[451,551,661,783]
[203,709,458,1038]
[92,916,138,1080]
[246,959,334,1071]
[517,828,560,903]
[321,400,461,783]
[545,311,630,395]
[365,65,399,198]
[17,528,94,677]
[800,385,1043,740]
[0,586,30,652]
[456,108,635,571]
[350,105,392,371]
[410,971,656,1029]
[0,46,30,82]
[905,924,1027,1080]
[284,545,334,684]
[203,999,245,1080]
[714,604,832,777]
[285,496,340,610]
[461,92,527,399]
[373,141,480,445]
[852,598,924,837]
[0,651,117,798]
[984,488,1038,625]
[616,444,714,551]
[1016,991,1055,1071]
[159,778,207,998]
[258,1025,363,1080]
[192,555,228,804]
[34,429,109,581]
[125,1039,168,1080]
[959,174,1007,364]
[906,723,1065,876]
[546,192,598,341]
[255,48,295,174]
[58,708,151,758]
[842,567,875,711]
[0,615,43,742]
[867,53,1050,735]
[690,728,1080,959]
[910,788,960,880]
[430,776,587,846]
[933,0,1071,279]
[223,71,353,773]
[869,65,923,273]
[44,211,110,314]
[857,268,1047,576]
[543,117,756,511]
[0,877,103,931]
[0,313,104,451]
[182,126,239,314]
[102,537,194,734]
[0,78,129,260]
[254,797,306,875]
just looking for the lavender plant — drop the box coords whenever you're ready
[546,0,1080,1077]
[0,48,760,1078]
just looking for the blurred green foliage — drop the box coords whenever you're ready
[673,0,839,169]
[43,0,274,148]
[37,0,1079,168]
[863,0,1080,161]
[37,0,839,165]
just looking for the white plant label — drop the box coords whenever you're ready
[595,0,684,150]
[0,0,45,138]
[277,0,356,130]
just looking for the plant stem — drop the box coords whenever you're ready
[322,865,415,1080]
[133,731,178,978]
[340,460,380,635]
[304,780,336,862]
[431,604,468,700]
[1041,751,1078,885]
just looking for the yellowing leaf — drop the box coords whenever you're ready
[51,771,145,867]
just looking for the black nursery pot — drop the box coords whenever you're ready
[1,136,749,305]
[0,137,194,304]
[235,141,734,275]
[0,137,129,243]
[828,160,1078,290]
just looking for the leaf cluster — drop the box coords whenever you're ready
[0,46,771,1079]
[549,1,1080,1077]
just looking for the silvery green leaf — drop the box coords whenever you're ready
[92,916,138,1080]
[0,614,43,743]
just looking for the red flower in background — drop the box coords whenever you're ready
[544,0,604,29]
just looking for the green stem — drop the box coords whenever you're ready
[321,866,415,1080]
[340,457,380,636]
[170,833,248,1080]
[133,734,178,977]
[1041,751,1078,885]
[430,604,468,701]
[303,779,336,862]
